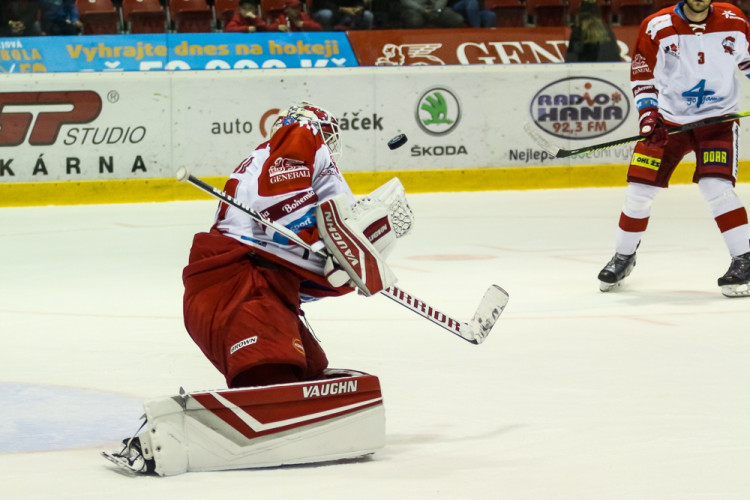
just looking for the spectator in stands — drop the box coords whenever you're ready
[39,0,82,35]
[311,0,374,30]
[224,0,267,32]
[449,0,496,27]
[267,0,323,31]
[565,0,620,62]
[1,0,42,37]
[370,0,403,28]
[399,0,464,29]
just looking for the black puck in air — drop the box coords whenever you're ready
[387,134,408,150]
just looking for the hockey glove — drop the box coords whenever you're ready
[639,109,668,148]
[317,194,398,297]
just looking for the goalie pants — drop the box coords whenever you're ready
[183,231,328,388]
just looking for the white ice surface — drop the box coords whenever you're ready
[1,185,749,499]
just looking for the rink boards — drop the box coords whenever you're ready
[2,64,750,205]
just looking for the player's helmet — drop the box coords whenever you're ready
[271,102,342,158]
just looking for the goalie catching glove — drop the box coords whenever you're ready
[317,194,398,296]
[351,177,414,256]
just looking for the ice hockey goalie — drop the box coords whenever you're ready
[104,102,413,475]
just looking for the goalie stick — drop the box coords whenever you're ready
[176,167,509,344]
[524,110,750,159]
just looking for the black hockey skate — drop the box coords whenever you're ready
[102,432,156,474]
[718,251,750,298]
[598,252,636,292]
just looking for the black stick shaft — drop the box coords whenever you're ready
[557,110,750,158]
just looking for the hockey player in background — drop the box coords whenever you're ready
[104,102,414,475]
[598,0,750,297]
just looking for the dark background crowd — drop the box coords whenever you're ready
[3,0,700,36]
[1,0,503,36]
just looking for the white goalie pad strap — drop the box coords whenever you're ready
[353,177,414,239]
[140,369,385,476]
[317,194,397,296]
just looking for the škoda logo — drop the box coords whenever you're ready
[0,91,102,147]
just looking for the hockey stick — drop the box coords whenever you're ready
[176,167,509,344]
[524,110,750,159]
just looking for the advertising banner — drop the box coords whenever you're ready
[347,27,639,66]
[3,64,750,185]
[0,72,171,182]
[0,27,640,74]
[0,33,356,73]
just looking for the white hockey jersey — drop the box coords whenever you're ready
[213,120,355,277]
[631,2,750,124]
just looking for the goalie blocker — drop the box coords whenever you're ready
[318,193,398,296]
[103,369,385,476]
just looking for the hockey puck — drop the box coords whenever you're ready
[388,134,408,150]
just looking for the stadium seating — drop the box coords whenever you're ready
[524,0,568,26]
[170,0,214,32]
[76,0,121,34]
[610,0,652,25]
[484,0,526,28]
[214,0,239,29]
[121,0,167,33]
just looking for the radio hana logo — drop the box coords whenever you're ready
[530,77,630,140]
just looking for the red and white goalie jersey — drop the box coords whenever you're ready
[212,120,354,295]
[631,2,750,124]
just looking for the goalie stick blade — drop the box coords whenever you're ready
[380,285,509,345]
[463,285,509,344]
[523,122,561,158]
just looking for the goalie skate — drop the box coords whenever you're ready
[718,251,750,298]
[102,429,156,475]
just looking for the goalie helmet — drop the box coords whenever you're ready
[271,101,342,158]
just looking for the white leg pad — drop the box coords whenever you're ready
[140,370,385,476]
